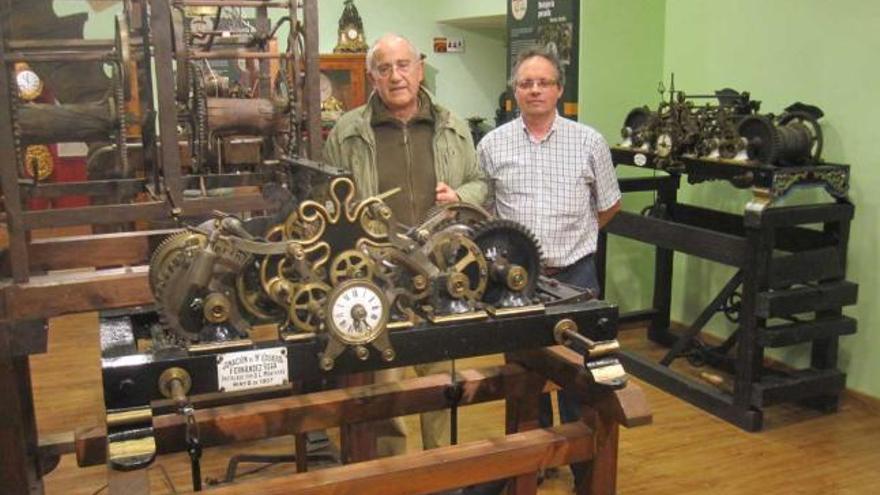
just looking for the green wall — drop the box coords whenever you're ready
[577,0,667,314]
[659,0,880,398]
[580,0,879,399]
[321,0,506,120]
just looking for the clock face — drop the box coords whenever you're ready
[347,28,359,40]
[16,69,42,100]
[326,280,388,345]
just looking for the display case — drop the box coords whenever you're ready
[319,53,370,126]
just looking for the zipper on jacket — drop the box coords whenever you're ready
[403,124,417,220]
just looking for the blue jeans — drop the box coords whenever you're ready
[539,254,598,489]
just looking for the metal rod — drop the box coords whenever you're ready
[175,0,292,7]
[7,38,144,50]
[5,51,115,63]
[188,50,293,59]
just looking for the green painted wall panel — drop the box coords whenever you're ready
[661,0,879,398]
[577,0,667,312]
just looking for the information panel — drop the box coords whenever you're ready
[217,347,289,393]
[507,0,580,119]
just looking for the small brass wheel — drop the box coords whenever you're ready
[288,282,331,333]
[329,249,376,286]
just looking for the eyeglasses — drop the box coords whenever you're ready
[515,79,558,90]
[374,59,417,78]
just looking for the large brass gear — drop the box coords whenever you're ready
[152,233,249,341]
[427,231,488,302]
[149,231,207,297]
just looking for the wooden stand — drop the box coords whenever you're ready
[599,148,857,431]
[73,346,650,495]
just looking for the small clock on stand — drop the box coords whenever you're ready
[334,0,368,53]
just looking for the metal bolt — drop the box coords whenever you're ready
[355,346,369,361]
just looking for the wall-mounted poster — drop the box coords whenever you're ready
[507,0,579,119]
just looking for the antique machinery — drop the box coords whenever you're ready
[148,175,549,371]
[92,176,635,491]
[605,78,855,431]
[7,11,133,182]
[619,79,824,170]
[169,2,303,172]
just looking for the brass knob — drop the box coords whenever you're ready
[158,367,192,403]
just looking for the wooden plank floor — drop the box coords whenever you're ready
[29,313,880,494]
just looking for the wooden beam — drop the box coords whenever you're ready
[511,346,652,428]
[23,229,179,272]
[75,364,534,467]
[1,266,152,320]
[183,422,594,495]
[21,193,268,229]
[0,6,31,283]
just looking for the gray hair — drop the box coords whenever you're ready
[366,33,421,73]
[508,47,565,88]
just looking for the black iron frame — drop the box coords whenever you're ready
[597,149,857,431]
[100,300,619,410]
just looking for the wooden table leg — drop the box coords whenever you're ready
[0,327,42,495]
[505,369,545,495]
[107,466,150,495]
[579,406,620,495]
[339,371,377,463]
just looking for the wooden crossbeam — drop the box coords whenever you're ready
[186,422,594,495]
[75,364,535,467]
[1,266,152,320]
[24,229,180,272]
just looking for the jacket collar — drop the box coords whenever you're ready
[337,87,470,143]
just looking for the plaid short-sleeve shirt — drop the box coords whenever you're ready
[477,114,620,268]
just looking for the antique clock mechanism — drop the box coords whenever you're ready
[334,0,368,53]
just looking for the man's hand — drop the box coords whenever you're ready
[598,200,621,229]
[435,182,459,204]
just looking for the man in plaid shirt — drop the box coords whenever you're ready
[477,47,621,490]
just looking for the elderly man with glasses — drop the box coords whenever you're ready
[477,47,621,491]
[323,33,487,458]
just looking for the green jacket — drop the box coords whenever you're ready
[323,90,488,205]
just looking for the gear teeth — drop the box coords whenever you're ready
[419,202,492,231]
[149,231,207,295]
[471,218,543,305]
[472,218,544,267]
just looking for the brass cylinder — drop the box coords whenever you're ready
[158,367,192,403]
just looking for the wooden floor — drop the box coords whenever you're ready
[29,313,880,494]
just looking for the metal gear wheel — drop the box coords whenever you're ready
[427,231,489,302]
[419,202,492,233]
[288,282,332,333]
[149,231,207,297]
[472,219,542,307]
